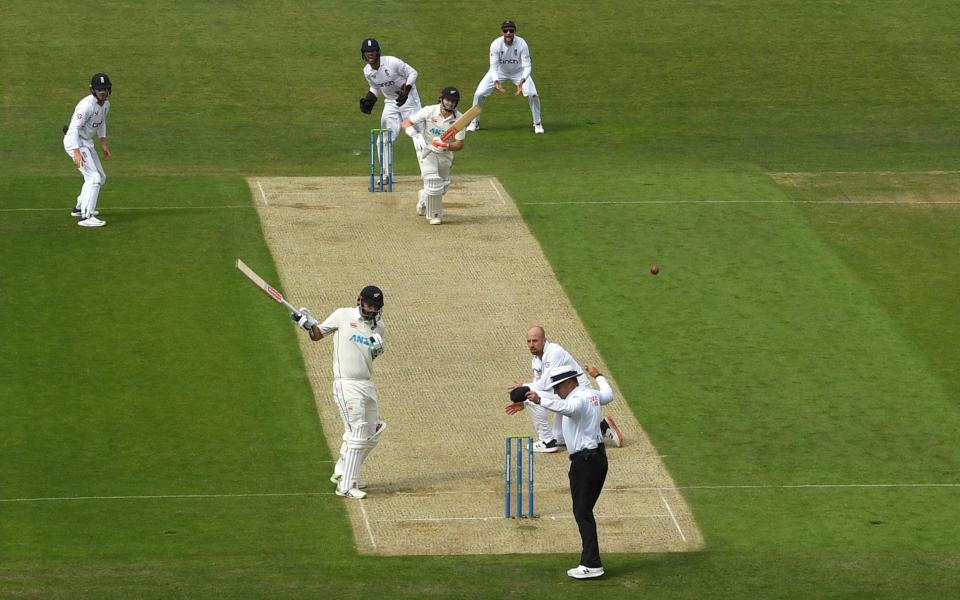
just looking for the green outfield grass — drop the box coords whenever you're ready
[2,1,960,598]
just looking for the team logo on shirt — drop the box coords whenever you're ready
[349,321,358,328]
[349,333,373,347]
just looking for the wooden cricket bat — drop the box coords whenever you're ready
[440,106,481,142]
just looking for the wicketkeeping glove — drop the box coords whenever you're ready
[396,85,410,107]
[359,92,377,114]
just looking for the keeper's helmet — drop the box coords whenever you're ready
[357,285,384,321]
[360,38,381,59]
[438,86,460,111]
[90,72,112,95]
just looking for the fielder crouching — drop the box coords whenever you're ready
[293,286,387,500]
[400,86,467,225]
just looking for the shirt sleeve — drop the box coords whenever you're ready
[487,39,500,79]
[520,40,532,80]
[363,67,377,96]
[318,308,342,337]
[540,394,578,417]
[409,105,430,125]
[399,59,418,87]
[64,101,88,150]
[595,375,615,406]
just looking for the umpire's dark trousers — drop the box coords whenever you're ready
[568,444,608,568]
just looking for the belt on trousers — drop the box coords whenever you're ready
[569,444,606,461]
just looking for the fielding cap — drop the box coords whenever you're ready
[501,20,516,30]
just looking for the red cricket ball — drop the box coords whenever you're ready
[650,265,660,275]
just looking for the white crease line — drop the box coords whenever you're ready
[659,490,687,543]
[359,501,377,549]
[489,178,507,205]
[373,513,670,523]
[523,199,960,206]
[256,179,269,207]
[0,205,252,213]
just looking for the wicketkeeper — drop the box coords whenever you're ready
[359,38,423,173]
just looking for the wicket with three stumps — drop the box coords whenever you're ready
[369,128,393,192]
[505,435,535,518]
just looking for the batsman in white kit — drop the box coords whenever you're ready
[294,286,387,499]
[400,86,469,225]
[507,326,624,451]
[359,38,423,171]
[466,20,544,134]
[63,73,113,227]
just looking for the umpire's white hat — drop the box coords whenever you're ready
[544,365,582,389]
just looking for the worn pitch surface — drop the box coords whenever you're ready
[248,176,703,555]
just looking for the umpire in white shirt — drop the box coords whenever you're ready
[512,363,615,579]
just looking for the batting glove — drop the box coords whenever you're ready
[412,134,427,153]
[429,137,449,153]
[294,307,319,332]
[369,333,385,358]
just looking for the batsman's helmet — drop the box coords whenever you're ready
[90,72,112,95]
[360,38,381,58]
[439,86,460,110]
[357,285,384,321]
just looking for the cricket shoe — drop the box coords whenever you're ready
[336,485,367,500]
[466,120,479,132]
[78,216,106,227]
[600,416,623,448]
[416,191,427,216]
[71,208,99,217]
[429,217,442,225]
[534,123,544,134]
[533,439,560,453]
[567,565,604,579]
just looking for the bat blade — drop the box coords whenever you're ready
[236,258,300,315]
[440,106,481,142]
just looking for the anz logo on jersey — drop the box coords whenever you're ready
[349,333,373,348]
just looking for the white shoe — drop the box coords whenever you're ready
[78,216,106,227]
[601,416,624,448]
[416,191,427,216]
[534,123,544,134]
[336,485,368,500]
[532,439,559,453]
[466,121,479,132]
[429,217,442,225]
[567,565,604,579]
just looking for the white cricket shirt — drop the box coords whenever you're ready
[364,55,421,106]
[64,95,109,151]
[540,376,615,455]
[318,306,386,380]
[408,104,467,143]
[529,341,589,395]
[487,35,532,81]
